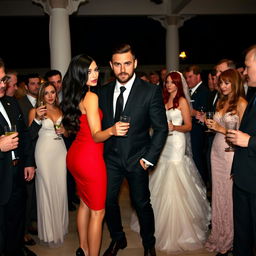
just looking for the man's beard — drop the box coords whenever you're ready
[116,71,134,84]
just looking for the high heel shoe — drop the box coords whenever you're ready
[76,248,86,256]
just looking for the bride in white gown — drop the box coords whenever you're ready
[131,71,211,253]
[29,82,68,247]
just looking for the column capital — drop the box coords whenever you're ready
[32,0,87,15]
[166,15,180,26]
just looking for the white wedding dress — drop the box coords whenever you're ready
[131,108,211,253]
[35,117,69,247]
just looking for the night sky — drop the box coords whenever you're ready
[0,14,256,69]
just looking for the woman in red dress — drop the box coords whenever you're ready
[61,54,129,256]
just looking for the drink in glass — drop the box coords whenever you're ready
[4,125,17,136]
[225,120,238,152]
[205,112,214,132]
[54,121,62,140]
[119,115,130,137]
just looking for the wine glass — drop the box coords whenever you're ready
[197,106,205,125]
[225,120,238,152]
[53,121,62,140]
[205,112,214,132]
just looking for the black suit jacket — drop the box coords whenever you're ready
[190,82,210,131]
[206,90,218,112]
[18,95,34,126]
[99,77,168,171]
[232,92,256,193]
[0,96,34,205]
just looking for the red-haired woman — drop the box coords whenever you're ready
[205,69,247,256]
[131,71,211,253]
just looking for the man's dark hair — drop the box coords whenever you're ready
[184,65,201,75]
[44,69,62,81]
[25,73,41,85]
[111,43,136,59]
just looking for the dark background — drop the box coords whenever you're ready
[0,14,255,69]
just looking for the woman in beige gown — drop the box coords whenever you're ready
[205,69,247,256]
[29,82,68,247]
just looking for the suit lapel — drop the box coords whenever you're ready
[123,78,140,114]
[240,93,256,128]
[107,82,115,122]
[1,97,16,125]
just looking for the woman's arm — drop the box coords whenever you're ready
[170,97,192,133]
[84,92,129,143]
[28,108,36,126]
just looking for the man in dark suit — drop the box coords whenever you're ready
[0,58,36,256]
[18,73,40,244]
[99,44,168,256]
[18,73,40,126]
[227,45,256,256]
[184,65,210,185]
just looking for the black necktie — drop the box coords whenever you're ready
[189,89,193,96]
[114,86,126,122]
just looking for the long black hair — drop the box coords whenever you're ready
[61,54,94,134]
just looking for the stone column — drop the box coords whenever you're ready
[32,0,86,76]
[166,15,179,71]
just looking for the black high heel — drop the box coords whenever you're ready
[76,248,86,256]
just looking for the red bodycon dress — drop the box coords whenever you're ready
[67,113,107,210]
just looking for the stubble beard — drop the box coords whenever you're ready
[116,71,134,84]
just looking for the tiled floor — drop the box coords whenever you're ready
[30,181,215,256]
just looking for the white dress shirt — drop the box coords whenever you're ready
[113,74,153,167]
[113,73,136,117]
[190,81,202,96]
[27,94,37,107]
[0,101,16,159]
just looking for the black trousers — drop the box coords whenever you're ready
[233,184,256,256]
[0,165,26,256]
[105,155,155,249]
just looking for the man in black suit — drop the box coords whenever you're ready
[18,73,40,244]
[227,45,256,256]
[18,73,40,126]
[184,65,210,185]
[99,44,168,256]
[0,58,36,256]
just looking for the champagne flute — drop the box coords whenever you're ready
[53,121,62,140]
[205,112,214,132]
[39,101,47,119]
[225,120,238,152]
[167,118,173,136]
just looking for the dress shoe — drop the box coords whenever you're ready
[144,247,156,256]
[76,247,86,256]
[102,238,127,256]
[24,234,36,246]
[24,238,36,246]
[69,202,76,211]
[21,246,37,256]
